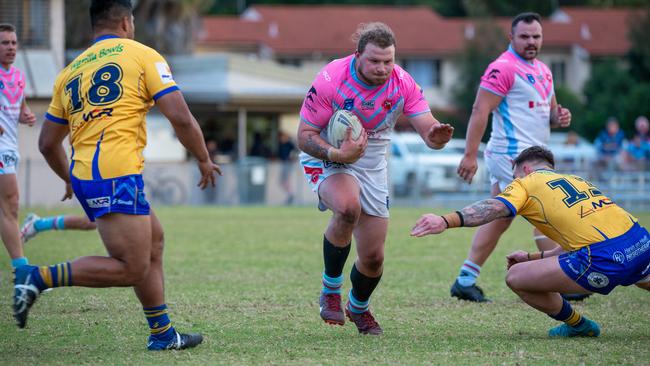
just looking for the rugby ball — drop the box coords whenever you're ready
[326,110,363,148]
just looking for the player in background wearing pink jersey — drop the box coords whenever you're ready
[453,13,572,302]
[298,22,453,335]
[0,24,36,269]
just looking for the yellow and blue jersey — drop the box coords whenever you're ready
[45,35,178,180]
[496,169,637,251]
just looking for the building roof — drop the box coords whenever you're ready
[197,5,642,58]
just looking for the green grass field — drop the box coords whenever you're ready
[1,206,648,365]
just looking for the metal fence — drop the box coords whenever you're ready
[18,158,650,211]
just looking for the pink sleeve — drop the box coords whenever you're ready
[479,60,514,97]
[400,68,430,117]
[299,69,334,129]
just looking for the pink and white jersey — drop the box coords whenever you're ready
[300,54,430,151]
[479,46,554,155]
[0,66,26,152]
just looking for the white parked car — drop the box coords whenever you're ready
[389,133,487,196]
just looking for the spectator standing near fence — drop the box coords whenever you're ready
[278,131,296,205]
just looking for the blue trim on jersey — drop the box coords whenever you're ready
[388,85,399,98]
[343,81,364,100]
[497,98,518,154]
[404,110,431,118]
[299,116,321,129]
[479,85,506,98]
[371,96,403,130]
[592,226,609,241]
[372,79,392,101]
[69,146,75,176]
[91,130,105,180]
[507,45,534,66]
[45,113,68,125]
[152,85,180,101]
[93,34,120,44]
[349,57,378,90]
[495,196,517,217]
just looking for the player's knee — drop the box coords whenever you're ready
[333,202,361,225]
[150,230,165,261]
[360,252,384,272]
[0,193,19,217]
[123,258,150,284]
[505,266,525,292]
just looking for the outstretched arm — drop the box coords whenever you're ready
[409,112,454,150]
[410,198,511,237]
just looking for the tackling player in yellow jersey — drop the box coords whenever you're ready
[12,0,221,351]
[411,146,650,337]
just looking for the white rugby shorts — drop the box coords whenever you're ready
[484,150,516,192]
[299,148,389,218]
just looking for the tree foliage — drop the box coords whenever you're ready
[451,20,506,138]
[65,0,214,54]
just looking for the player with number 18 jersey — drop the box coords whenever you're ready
[45,35,179,219]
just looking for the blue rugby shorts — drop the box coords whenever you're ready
[559,222,650,295]
[71,174,150,222]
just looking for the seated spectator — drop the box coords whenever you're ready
[633,115,650,144]
[594,117,626,169]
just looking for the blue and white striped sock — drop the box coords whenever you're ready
[322,272,344,294]
[34,216,65,232]
[347,290,369,314]
[457,259,481,287]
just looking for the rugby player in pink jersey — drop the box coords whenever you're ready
[0,23,36,269]
[453,12,572,302]
[298,22,454,335]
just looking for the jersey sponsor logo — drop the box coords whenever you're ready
[624,235,649,261]
[529,101,534,109]
[155,62,174,84]
[323,161,346,169]
[526,73,535,84]
[536,74,545,82]
[303,166,323,184]
[86,196,111,208]
[361,100,375,110]
[382,100,393,110]
[113,198,134,205]
[612,251,625,264]
[587,272,609,288]
[343,98,354,110]
[0,80,3,89]
[82,108,113,122]
[488,69,500,79]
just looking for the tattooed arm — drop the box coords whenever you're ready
[410,198,511,237]
[459,198,512,226]
[297,121,367,164]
